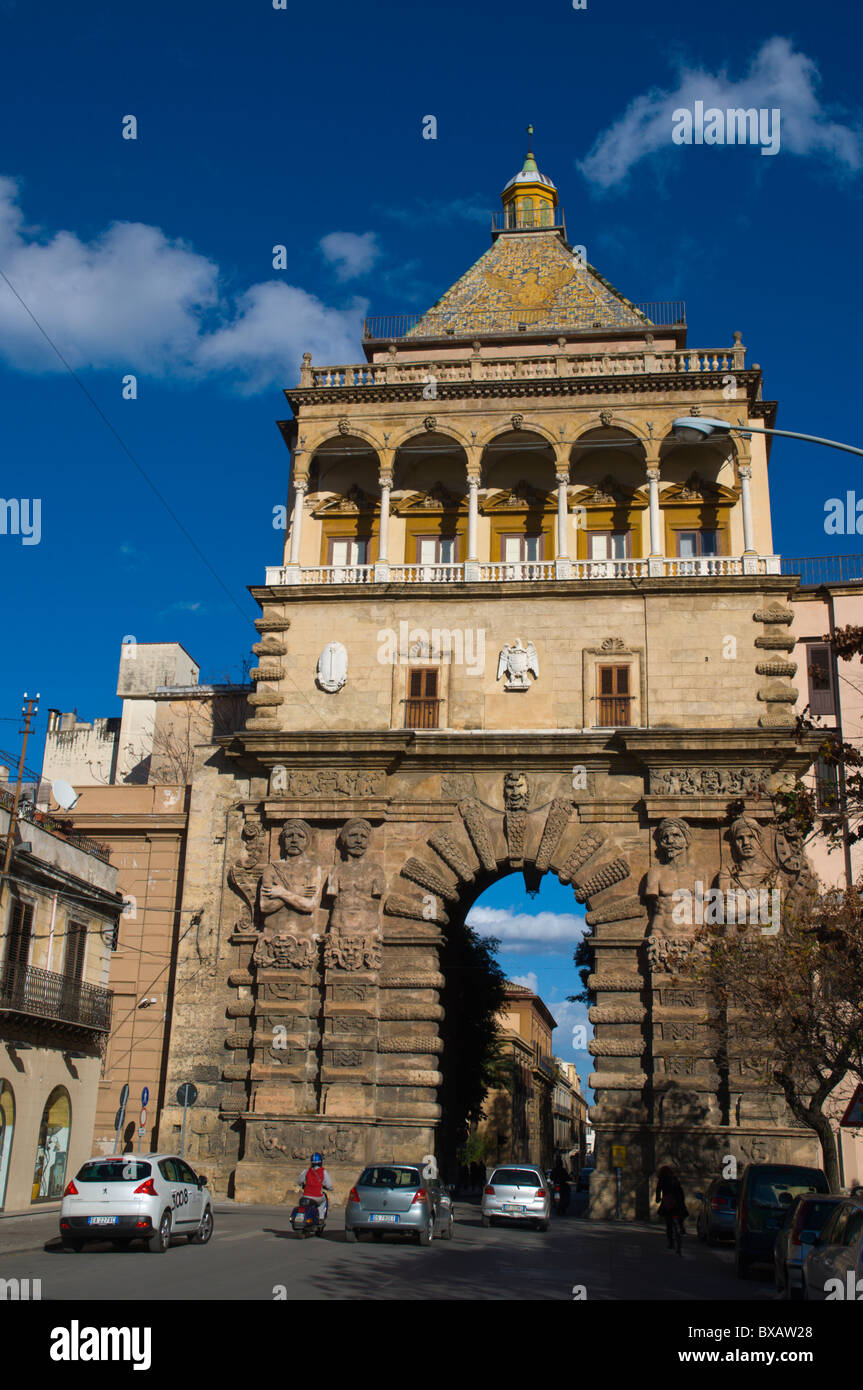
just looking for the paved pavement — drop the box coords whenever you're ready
[0,1202,781,1301]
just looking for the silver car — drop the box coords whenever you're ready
[344,1163,454,1245]
[59,1153,214,1253]
[482,1165,551,1231]
[773,1194,844,1299]
[803,1197,863,1300]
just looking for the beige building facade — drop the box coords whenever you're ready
[0,800,120,1212]
[150,144,827,1216]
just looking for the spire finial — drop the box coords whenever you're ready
[526,123,534,155]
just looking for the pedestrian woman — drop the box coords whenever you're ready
[655,1164,687,1254]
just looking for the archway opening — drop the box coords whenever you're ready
[435,869,590,1182]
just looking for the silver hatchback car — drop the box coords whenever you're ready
[59,1153,214,1253]
[482,1165,551,1231]
[345,1163,454,1245]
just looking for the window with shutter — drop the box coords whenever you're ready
[807,643,835,716]
[404,669,440,728]
[596,665,632,726]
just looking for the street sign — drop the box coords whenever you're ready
[139,1108,147,1127]
[840,1083,863,1127]
[612,1145,627,1167]
[141,1086,149,1107]
[119,1083,129,1107]
[176,1083,198,1108]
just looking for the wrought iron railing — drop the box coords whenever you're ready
[781,555,863,587]
[0,786,111,862]
[596,696,633,727]
[0,962,113,1033]
[490,207,566,233]
[362,302,686,341]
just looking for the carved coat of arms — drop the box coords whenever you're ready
[497,640,539,691]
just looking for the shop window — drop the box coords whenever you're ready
[404,668,440,729]
[32,1086,71,1203]
[0,1080,14,1210]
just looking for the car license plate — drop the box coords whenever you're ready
[370,1214,398,1223]
[88,1216,118,1225]
[504,1203,526,1212]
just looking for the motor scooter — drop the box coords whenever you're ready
[290,1191,328,1238]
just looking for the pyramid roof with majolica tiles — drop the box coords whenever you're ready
[406,230,653,339]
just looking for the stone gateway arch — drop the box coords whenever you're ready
[157,143,822,1215]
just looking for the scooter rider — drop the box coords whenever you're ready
[298,1152,334,1222]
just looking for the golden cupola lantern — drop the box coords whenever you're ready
[501,125,559,230]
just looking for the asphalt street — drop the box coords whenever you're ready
[1,1203,782,1301]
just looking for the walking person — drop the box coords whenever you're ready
[655,1164,687,1254]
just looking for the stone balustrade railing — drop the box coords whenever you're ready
[264,554,781,586]
[302,345,745,390]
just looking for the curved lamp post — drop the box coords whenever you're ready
[670,416,863,458]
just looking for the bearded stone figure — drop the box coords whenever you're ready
[258,819,323,938]
[326,819,385,935]
[644,817,696,940]
[717,816,774,896]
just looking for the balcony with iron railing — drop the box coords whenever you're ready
[358,307,690,346]
[0,962,113,1035]
[0,785,111,863]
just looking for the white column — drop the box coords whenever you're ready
[556,471,569,559]
[378,473,392,561]
[647,466,662,556]
[288,477,307,566]
[739,464,755,553]
[467,476,479,562]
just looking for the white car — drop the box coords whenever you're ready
[59,1153,214,1253]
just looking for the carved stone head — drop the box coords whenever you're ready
[503,771,530,811]
[279,819,312,858]
[656,818,691,863]
[337,818,373,859]
[728,816,762,863]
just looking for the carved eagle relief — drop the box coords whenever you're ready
[482,266,577,309]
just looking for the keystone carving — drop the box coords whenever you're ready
[383,894,449,926]
[428,830,477,883]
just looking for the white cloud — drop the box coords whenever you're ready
[509,971,539,993]
[319,231,381,281]
[467,906,586,955]
[579,36,863,189]
[0,176,367,390]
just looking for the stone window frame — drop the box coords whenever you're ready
[582,640,645,730]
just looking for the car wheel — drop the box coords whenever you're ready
[191,1207,213,1245]
[416,1215,434,1246]
[734,1250,750,1280]
[538,1220,550,1233]
[441,1211,454,1241]
[481,1215,491,1228]
[148,1210,172,1254]
[344,1228,358,1242]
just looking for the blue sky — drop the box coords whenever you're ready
[2,1,863,1087]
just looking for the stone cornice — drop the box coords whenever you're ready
[284,369,765,414]
[250,574,797,604]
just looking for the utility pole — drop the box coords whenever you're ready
[0,693,40,913]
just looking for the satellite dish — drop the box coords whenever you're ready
[52,779,79,810]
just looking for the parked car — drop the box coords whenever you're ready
[803,1197,863,1300]
[59,1154,214,1253]
[735,1162,830,1278]
[344,1163,453,1245]
[694,1177,739,1245]
[774,1194,845,1299]
[481,1165,551,1231]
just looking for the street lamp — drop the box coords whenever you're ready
[671,416,863,458]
